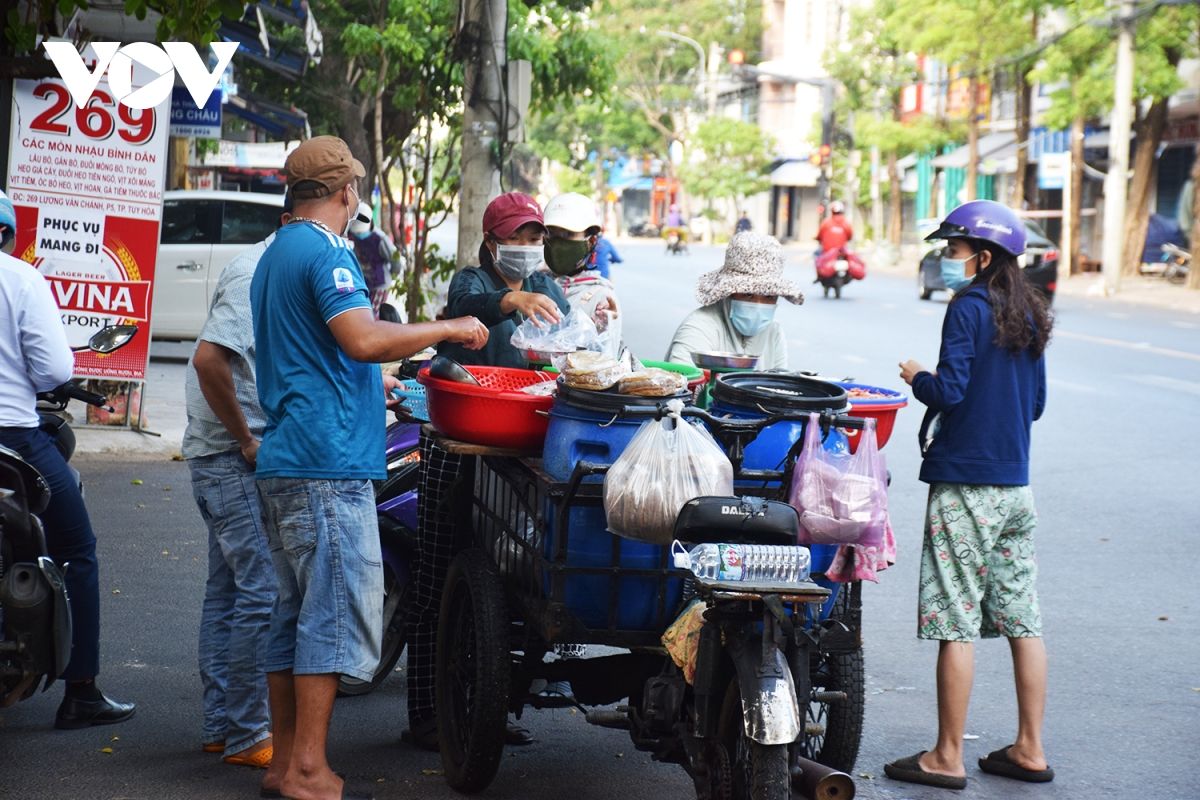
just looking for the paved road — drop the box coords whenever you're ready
[2,241,1198,799]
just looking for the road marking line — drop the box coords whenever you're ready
[1056,330,1200,363]
[1170,320,1199,330]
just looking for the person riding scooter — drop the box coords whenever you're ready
[814,201,865,298]
[0,189,136,729]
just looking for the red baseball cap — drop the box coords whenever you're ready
[482,192,546,240]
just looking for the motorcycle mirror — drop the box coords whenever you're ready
[87,325,138,354]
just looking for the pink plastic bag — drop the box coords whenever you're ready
[788,414,888,549]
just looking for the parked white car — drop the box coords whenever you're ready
[152,190,285,340]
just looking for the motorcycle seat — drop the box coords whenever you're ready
[672,496,799,546]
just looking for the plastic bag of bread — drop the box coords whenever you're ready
[604,400,733,544]
[561,350,629,391]
[618,368,687,397]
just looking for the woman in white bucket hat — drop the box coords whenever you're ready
[664,232,803,371]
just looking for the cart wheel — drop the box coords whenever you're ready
[436,549,510,793]
[338,562,408,696]
[719,680,790,800]
[802,590,865,772]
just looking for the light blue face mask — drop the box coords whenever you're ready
[940,252,977,292]
[728,299,776,337]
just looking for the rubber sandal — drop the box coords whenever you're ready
[978,745,1055,783]
[224,745,273,768]
[202,741,224,754]
[884,751,967,790]
[504,722,534,746]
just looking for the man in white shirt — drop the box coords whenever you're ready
[0,189,135,728]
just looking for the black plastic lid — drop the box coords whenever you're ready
[555,380,691,414]
[711,372,848,413]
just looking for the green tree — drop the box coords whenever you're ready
[1035,0,1199,277]
[825,0,957,245]
[679,116,773,233]
[591,0,762,178]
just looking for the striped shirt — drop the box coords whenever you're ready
[182,237,272,459]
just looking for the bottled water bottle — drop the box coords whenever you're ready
[672,541,811,584]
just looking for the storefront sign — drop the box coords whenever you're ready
[6,44,170,381]
[1038,151,1069,191]
[169,85,222,139]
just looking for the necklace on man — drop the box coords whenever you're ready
[289,216,339,237]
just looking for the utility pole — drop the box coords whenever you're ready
[457,0,506,269]
[1101,0,1135,296]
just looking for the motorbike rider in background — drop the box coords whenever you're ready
[0,189,136,729]
[816,200,853,255]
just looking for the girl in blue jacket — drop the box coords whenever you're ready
[887,200,1055,790]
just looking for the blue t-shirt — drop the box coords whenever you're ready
[250,222,384,480]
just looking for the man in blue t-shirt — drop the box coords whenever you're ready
[250,136,487,800]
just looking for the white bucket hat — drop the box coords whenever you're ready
[696,232,804,307]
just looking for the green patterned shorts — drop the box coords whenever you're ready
[917,483,1042,642]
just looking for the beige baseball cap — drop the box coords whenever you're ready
[285,136,366,200]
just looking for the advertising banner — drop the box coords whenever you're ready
[6,47,171,381]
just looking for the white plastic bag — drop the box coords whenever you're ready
[509,307,602,359]
[604,399,733,544]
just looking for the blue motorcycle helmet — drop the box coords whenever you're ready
[925,199,1026,257]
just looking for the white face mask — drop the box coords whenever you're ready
[342,187,359,238]
[494,244,544,280]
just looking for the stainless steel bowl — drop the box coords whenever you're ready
[690,351,760,370]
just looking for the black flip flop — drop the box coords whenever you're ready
[884,751,968,791]
[978,745,1055,783]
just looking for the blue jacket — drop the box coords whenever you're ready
[913,285,1046,486]
[588,237,622,280]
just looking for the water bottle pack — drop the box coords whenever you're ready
[672,540,812,585]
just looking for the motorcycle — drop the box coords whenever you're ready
[665,227,689,256]
[814,248,866,299]
[1,325,138,708]
[1161,242,1192,285]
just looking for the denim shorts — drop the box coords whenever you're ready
[917,483,1042,642]
[257,477,383,681]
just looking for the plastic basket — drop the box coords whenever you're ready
[417,366,556,450]
[393,379,428,422]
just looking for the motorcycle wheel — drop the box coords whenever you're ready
[436,549,510,793]
[802,588,865,772]
[337,563,408,697]
[719,680,791,800]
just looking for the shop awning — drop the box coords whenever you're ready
[223,93,309,139]
[931,132,1015,169]
[770,160,820,187]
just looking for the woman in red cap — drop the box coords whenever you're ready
[437,192,570,367]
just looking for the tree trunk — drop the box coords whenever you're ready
[1189,143,1200,290]
[1069,115,1086,275]
[1120,96,1170,276]
[887,151,902,246]
[965,74,979,202]
[1013,71,1032,209]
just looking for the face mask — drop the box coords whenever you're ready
[342,188,359,237]
[728,299,776,338]
[544,237,593,276]
[940,253,977,292]
[494,244,544,280]
[352,230,371,240]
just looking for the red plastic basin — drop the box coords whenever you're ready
[837,382,908,453]
[417,365,556,450]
